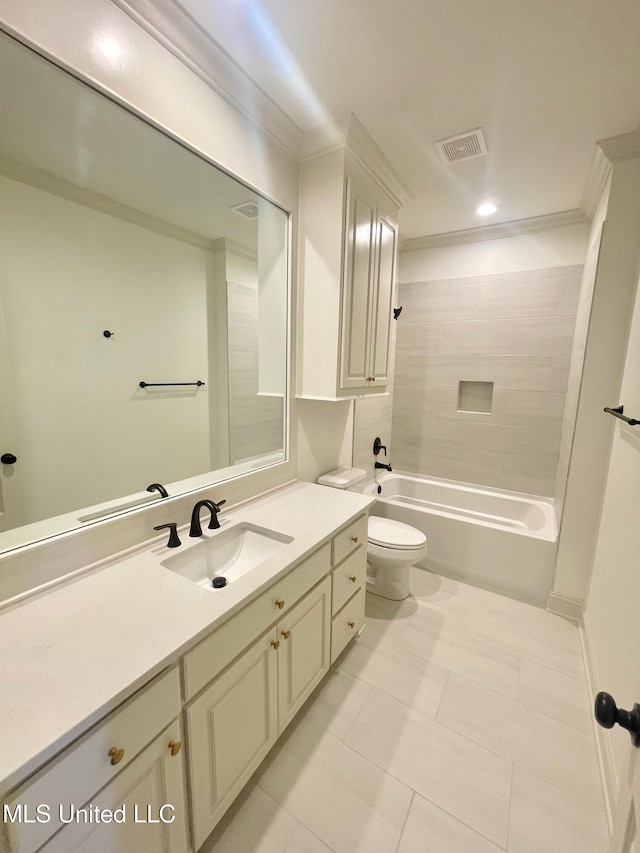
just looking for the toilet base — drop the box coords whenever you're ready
[366,561,411,601]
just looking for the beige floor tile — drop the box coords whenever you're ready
[200,785,334,853]
[345,688,512,847]
[468,595,582,651]
[508,765,609,853]
[410,597,470,633]
[304,669,372,740]
[399,616,520,698]
[397,793,507,853]
[437,674,602,802]
[200,573,608,852]
[408,568,471,615]
[337,637,449,720]
[357,593,418,651]
[465,613,585,680]
[258,717,412,853]
[517,658,593,734]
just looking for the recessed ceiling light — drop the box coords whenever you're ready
[476,201,499,217]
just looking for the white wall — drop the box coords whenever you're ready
[399,222,589,283]
[552,154,640,608]
[553,180,611,521]
[0,174,212,525]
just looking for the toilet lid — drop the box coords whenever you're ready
[368,516,426,550]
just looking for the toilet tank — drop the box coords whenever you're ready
[317,467,368,490]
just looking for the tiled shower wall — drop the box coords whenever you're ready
[227,282,284,464]
[391,265,582,496]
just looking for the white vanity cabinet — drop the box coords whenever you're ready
[185,575,332,849]
[0,491,373,853]
[37,719,189,853]
[185,627,279,850]
[298,117,405,400]
[330,515,367,662]
[3,668,188,853]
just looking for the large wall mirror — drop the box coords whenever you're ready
[0,30,289,553]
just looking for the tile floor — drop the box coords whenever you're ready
[201,568,609,853]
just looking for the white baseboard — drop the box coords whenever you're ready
[546,590,583,622]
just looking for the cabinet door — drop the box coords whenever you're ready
[186,629,278,849]
[38,720,189,853]
[339,174,376,390]
[369,215,397,386]
[277,576,332,733]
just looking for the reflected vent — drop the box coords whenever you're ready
[435,128,488,164]
[230,201,259,220]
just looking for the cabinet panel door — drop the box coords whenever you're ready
[370,215,397,385]
[277,577,331,733]
[331,587,366,664]
[186,629,278,849]
[5,668,181,853]
[340,176,375,389]
[38,720,189,853]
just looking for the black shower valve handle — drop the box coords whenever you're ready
[373,437,387,456]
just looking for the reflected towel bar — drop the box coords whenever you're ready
[139,381,205,388]
[604,405,640,426]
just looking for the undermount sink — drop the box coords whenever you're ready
[161,523,293,589]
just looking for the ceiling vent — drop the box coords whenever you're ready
[435,128,488,165]
[230,201,259,220]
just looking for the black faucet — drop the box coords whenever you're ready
[147,482,169,498]
[189,499,227,537]
[375,461,392,471]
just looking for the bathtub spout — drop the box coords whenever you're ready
[375,461,392,471]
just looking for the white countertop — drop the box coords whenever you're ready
[0,481,373,794]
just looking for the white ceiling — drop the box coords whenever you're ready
[130,0,640,240]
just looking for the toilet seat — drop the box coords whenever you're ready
[368,517,427,550]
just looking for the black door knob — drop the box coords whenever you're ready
[1,453,17,465]
[595,692,640,747]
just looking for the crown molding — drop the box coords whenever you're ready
[0,155,217,250]
[110,0,303,159]
[579,145,612,221]
[301,112,414,209]
[400,209,588,252]
[210,237,257,263]
[597,128,640,163]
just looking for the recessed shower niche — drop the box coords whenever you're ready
[457,381,494,415]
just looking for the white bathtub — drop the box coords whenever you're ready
[362,472,557,607]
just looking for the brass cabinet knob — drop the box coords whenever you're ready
[351,536,358,543]
[348,621,355,629]
[108,747,125,766]
[275,599,285,609]
[168,740,182,757]
[271,640,280,650]
[349,575,357,583]
[281,630,291,639]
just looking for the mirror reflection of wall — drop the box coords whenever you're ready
[0,31,288,541]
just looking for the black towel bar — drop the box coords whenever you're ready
[604,405,640,426]
[139,381,205,388]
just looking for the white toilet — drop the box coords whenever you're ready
[317,467,427,601]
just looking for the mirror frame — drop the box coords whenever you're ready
[0,26,294,559]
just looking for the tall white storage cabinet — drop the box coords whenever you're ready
[297,114,410,400]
